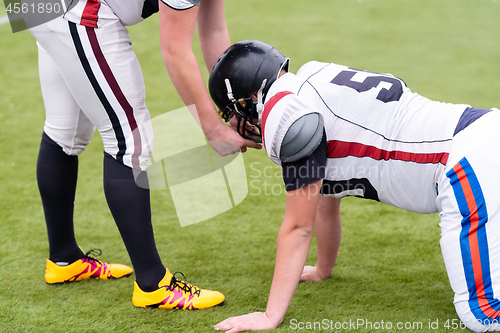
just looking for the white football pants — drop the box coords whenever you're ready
[437,110,500,332]
[29,16,153,171]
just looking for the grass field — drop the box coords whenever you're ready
[1,0,499,332]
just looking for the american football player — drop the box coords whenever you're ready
[210,40,500,332]
[28,0,262,311]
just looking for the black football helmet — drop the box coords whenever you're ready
[209,40,289,143]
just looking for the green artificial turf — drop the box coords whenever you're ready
[1,0,499,332]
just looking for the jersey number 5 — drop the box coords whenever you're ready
[330,69,404,103]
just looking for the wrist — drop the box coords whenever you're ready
[315,265,333,280]
[204,119,226,140]
[265,311,283,329]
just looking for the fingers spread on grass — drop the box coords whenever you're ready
[214,312,277,332]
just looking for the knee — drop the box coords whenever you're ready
[455,300,500,332]
[43,130,89,156]
[39,132,80,162]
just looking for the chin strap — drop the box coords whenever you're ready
[256,79,267,125]
[224,79,236,103]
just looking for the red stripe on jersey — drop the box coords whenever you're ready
[86,27,141,170]
[327,140,449,165]
[80,0,101,28]
[262,91,294,152]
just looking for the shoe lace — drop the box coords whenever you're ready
[167,271,201,297]
[83,249,103,266]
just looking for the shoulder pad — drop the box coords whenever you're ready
[280,113,324,163]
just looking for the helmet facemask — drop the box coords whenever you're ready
[220,78,265,143]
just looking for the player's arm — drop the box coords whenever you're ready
[158,1,260,155]
[197,0,231,71]
[214,115,327,332]
[301,196,342,282]
[214,180,322,332]
[266,180,322,324]
[278,116,338,281]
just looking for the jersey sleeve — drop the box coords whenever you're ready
[282,131,327,191]
[161,0,201,10]
[263,73,324,166]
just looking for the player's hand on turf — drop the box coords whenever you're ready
[300,265,325,282]
[214,312,278,333]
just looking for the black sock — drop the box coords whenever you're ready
[103,153,166,291]
[37,132,85,263]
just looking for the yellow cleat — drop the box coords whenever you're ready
[132,268,225,310]
[45,249,133,284]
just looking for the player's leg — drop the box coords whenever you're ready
[437,110,500,332]
[56,20,167,292]
[36,42,91,264]
[102,152,166,290]
[85,22,224,307]
[31,17,162,287]
[34,33,133,284]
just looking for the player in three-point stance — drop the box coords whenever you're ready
[209,40,500,332]
[29,0,259,311]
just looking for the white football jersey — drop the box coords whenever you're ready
[63,0,200,27]
[262,61,469,213]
